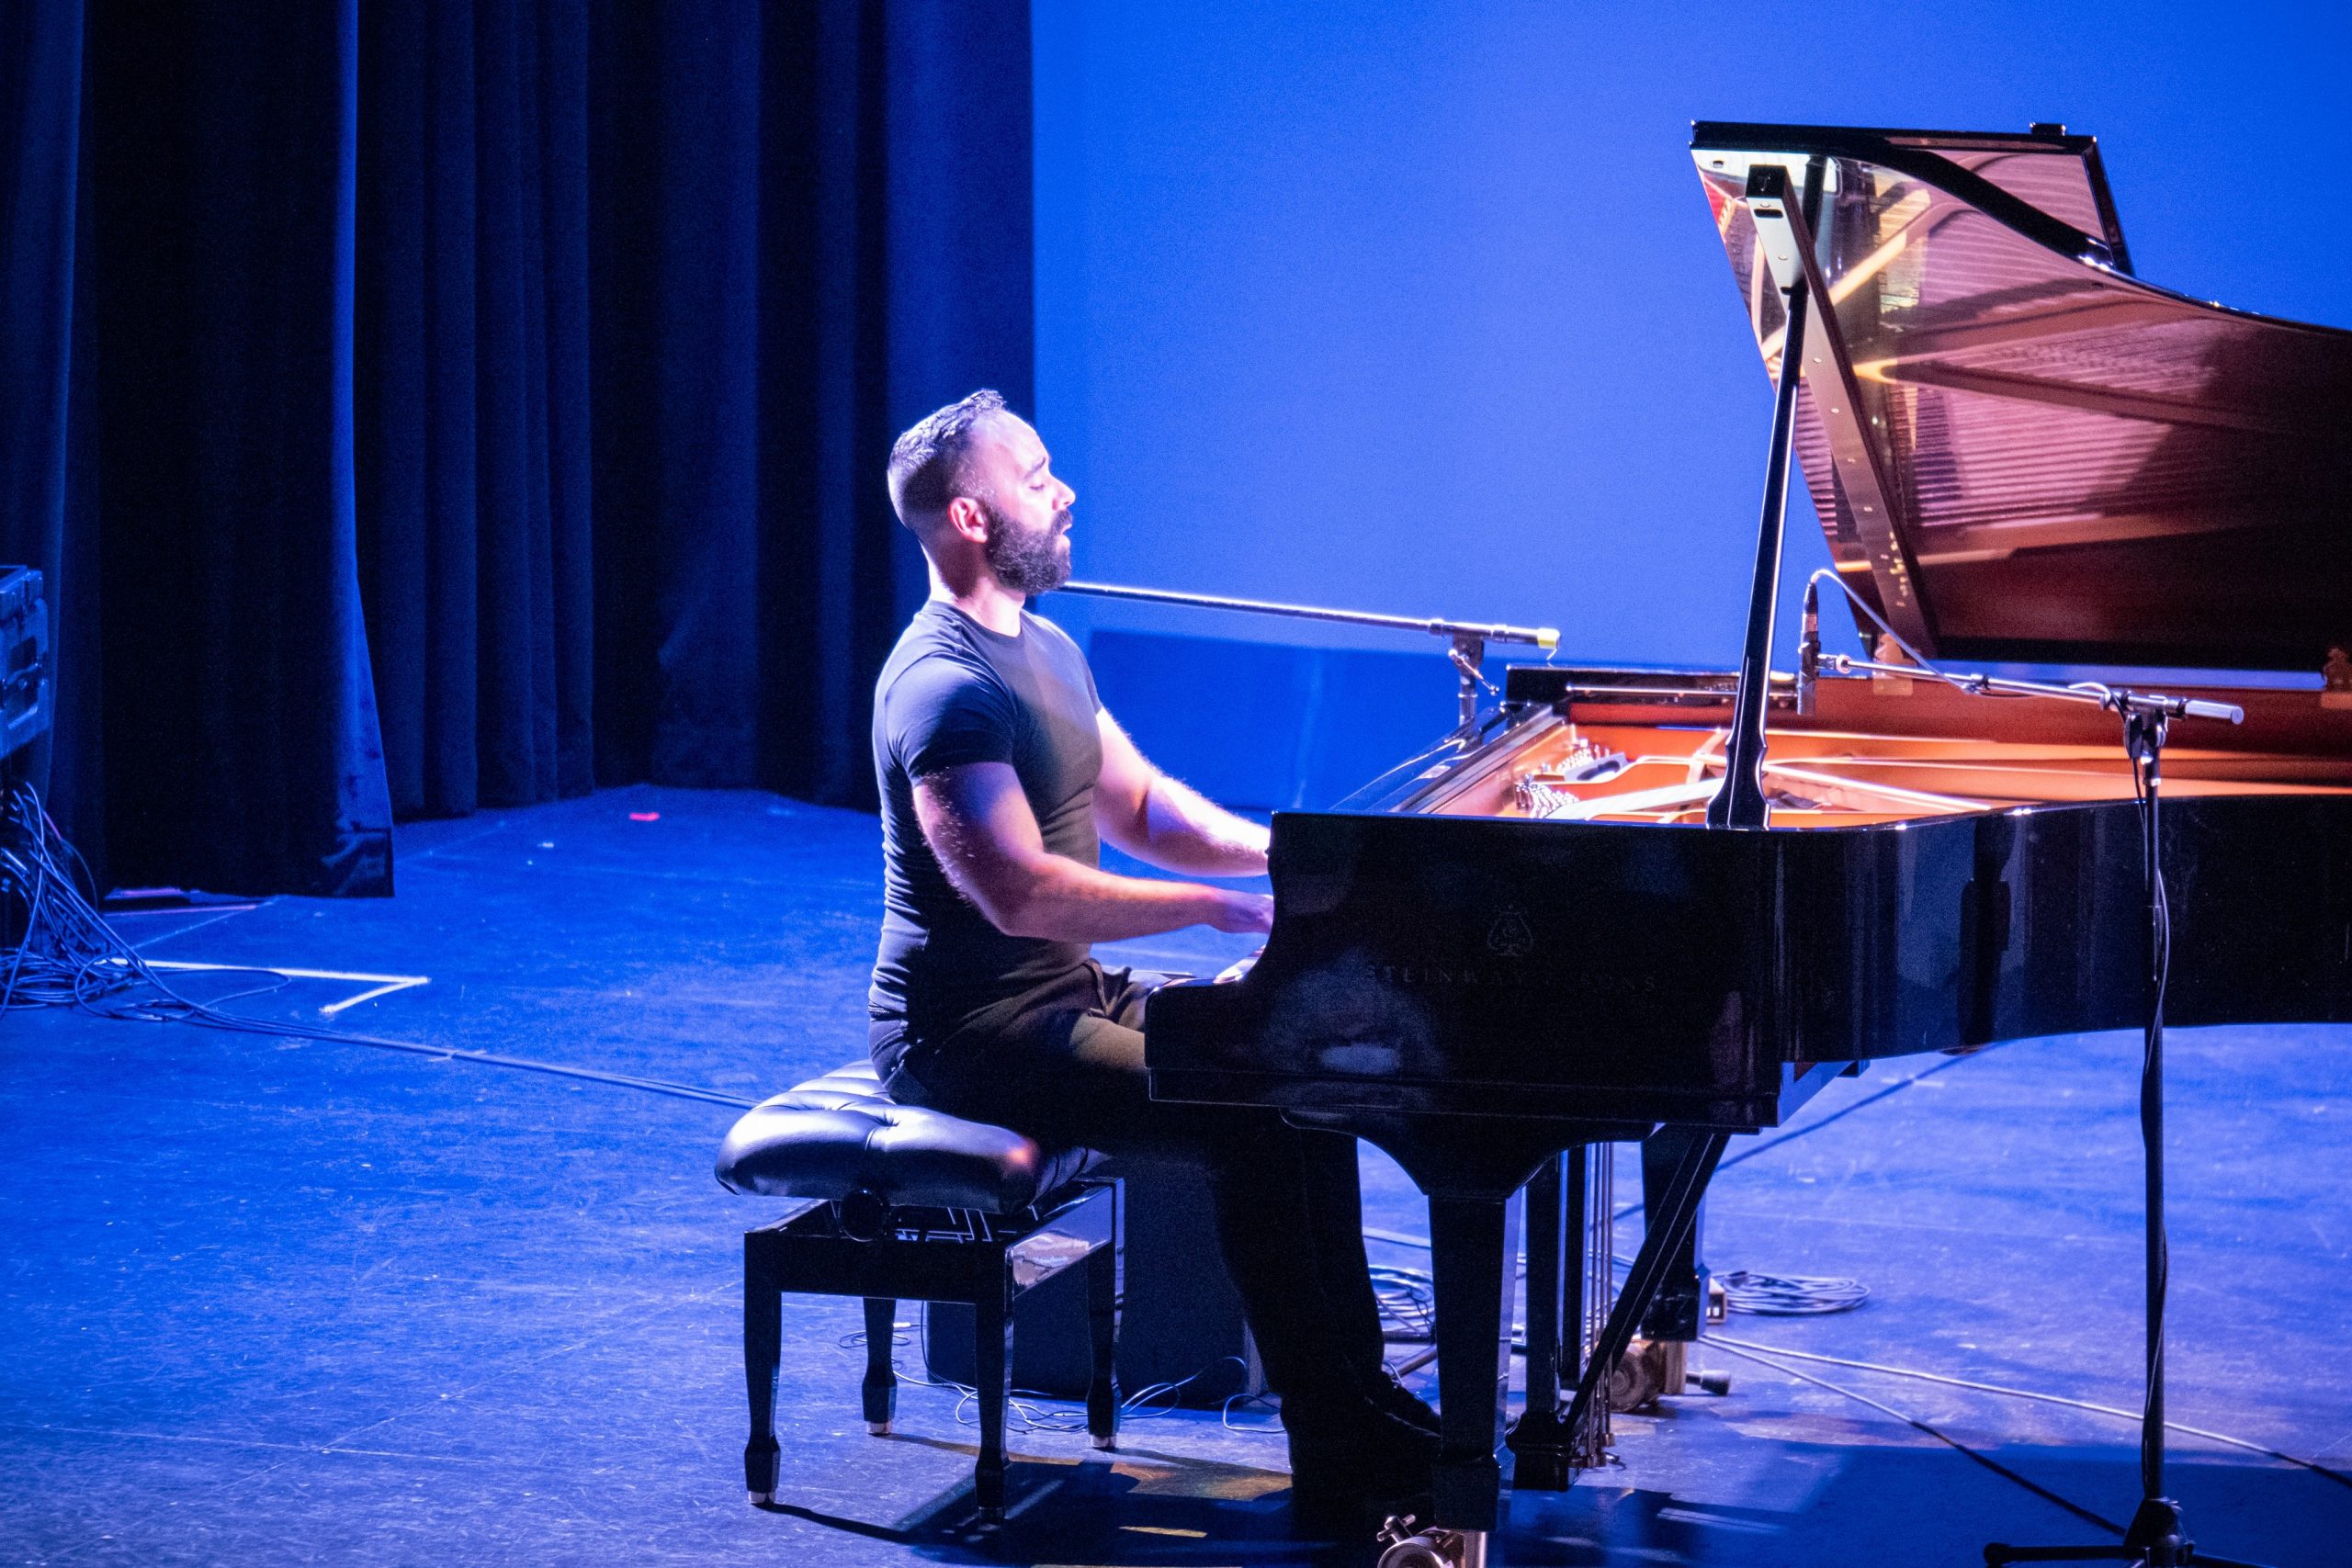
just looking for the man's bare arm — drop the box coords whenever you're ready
[915,762,1272,942]
[1091,709,1271,876]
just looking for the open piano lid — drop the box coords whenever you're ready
[1690,122,2352,672]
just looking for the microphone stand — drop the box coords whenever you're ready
[1978,681,2269,1568]
[1799,569,2265,1566]
[1051,580,1559,735]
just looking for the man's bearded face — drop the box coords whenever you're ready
[980,495,1072,596]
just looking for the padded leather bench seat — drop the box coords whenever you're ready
[714,1060,1097,1213]
[718,1060,1117,1519]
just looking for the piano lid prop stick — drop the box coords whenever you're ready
[1708,157,1826,829]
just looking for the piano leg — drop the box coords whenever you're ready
[1561,1131,1726,1446]
[1507,1154,1574,1491]
[1427,1191,1521,1538]
[1639,1126,1709,1341]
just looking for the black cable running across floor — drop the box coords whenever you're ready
[1,781,757,1110]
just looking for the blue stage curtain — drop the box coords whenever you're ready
[1,0,1033,893]
[0,0,104,869]
[81,0,393,897]
[356,0,594,818]
[364,0,1034,813]
[584,0,1035,804]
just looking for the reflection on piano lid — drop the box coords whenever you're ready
[1690,121,2352,673]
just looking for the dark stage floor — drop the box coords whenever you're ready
[4,786,2346,1566]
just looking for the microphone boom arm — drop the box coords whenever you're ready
[1052,580,1560,733]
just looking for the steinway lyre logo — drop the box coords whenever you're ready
[1486,906,1534,959]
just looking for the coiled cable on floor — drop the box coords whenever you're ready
[1713,1269,1870,1315]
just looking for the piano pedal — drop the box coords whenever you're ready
[1608,1338,1732,1412]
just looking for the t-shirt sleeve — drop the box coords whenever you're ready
[886,657,1020,778]
[1032,614,1102,712]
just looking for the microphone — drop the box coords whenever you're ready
[1795,576,1820,716]
[2109,690,2246,725]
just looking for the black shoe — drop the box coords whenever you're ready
[1283,1393,1438,1538]
[1361,1365,1441,1436]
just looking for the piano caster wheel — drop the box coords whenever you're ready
[1377,1517,1487,1568]
[1686,1369,1733,1396]
[748,1490,775,1506]
[1091,1433,1116,1451]
[865,1419,891,1436]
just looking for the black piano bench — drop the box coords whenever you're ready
[714,1061,1117,1520]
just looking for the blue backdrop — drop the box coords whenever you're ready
[1034,0,2352,807]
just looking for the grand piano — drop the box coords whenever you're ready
[1143,122,2352,1558]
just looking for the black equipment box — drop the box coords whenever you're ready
[924,1161,1262,1404]
[1,567,51,765]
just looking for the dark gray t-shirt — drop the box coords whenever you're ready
[869,602,1102,1046]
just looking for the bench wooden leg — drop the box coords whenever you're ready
[973,1274,1012,1518]
[1085,1235,1117,1450]
[861,1297,899,1434]
[743,1235,782,1504]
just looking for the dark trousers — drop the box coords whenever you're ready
[877,962,1388,1405]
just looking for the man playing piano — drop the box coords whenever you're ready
[868,389,1439,1526]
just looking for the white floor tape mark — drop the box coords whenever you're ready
[138,960,432,1016]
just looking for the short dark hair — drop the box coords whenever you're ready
[887,389,1009,521]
